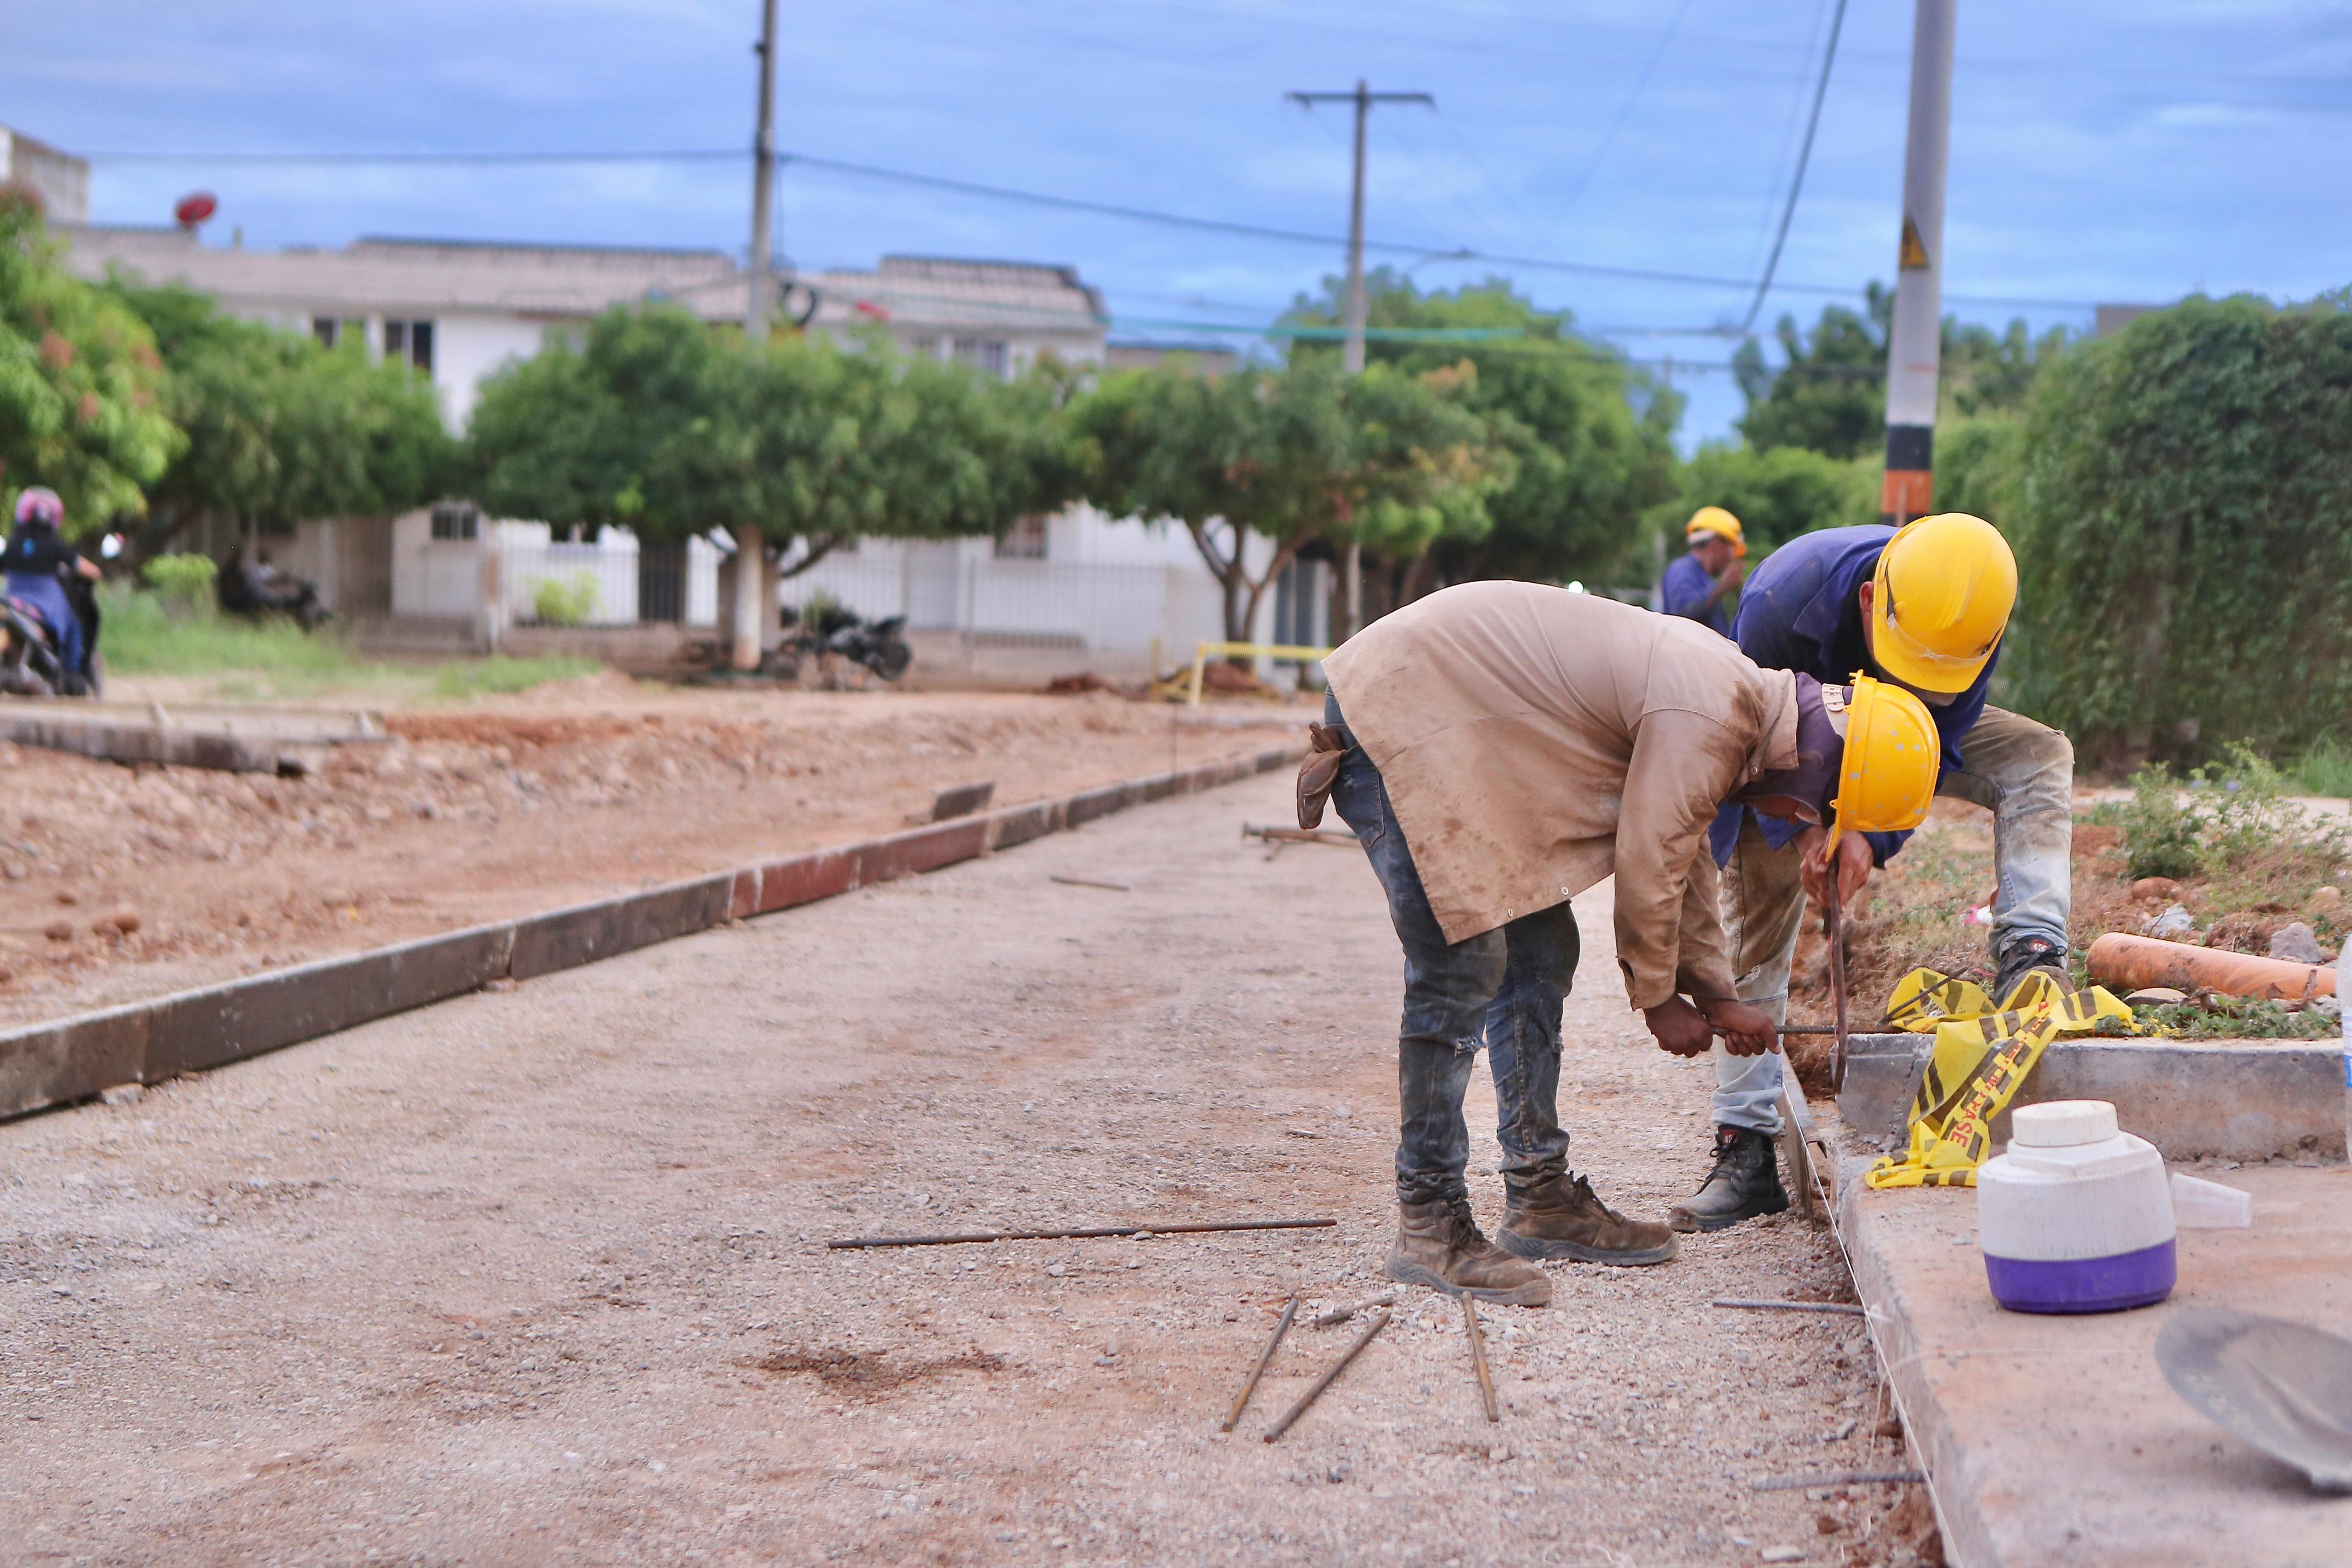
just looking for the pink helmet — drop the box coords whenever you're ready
[12,488,63,529]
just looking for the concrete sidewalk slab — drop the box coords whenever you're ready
[1834,1129,2352,1567]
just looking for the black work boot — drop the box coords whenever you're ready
[1993,935,2071,1008]
[1385,1198,1553,1306]
[1667,1125,1789,1233]
[1498,1172,1678,1266]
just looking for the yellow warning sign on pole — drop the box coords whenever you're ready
[1898,216,1930,271]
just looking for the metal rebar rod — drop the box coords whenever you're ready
[1263,1310,1390,1442]
[1713,1299,1868,1316]
[1750,1469,1926,1493]
[1463,1297,1499,1423]
[1311,1292,1395,1329]
[1221,1294,1299,1432]
[1049,875,1131,893]
[827,1217,1337,1250]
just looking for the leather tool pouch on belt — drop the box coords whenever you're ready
[1296,723,1347,830]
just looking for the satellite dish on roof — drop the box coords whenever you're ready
[173,192,218,231]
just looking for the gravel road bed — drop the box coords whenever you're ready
[0,772,1938,1565]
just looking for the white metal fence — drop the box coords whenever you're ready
[778,555,1187,652]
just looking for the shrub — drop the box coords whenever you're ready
[2117,744,2349,880]
[139,553,218,616]
[2005,293,2352,759]
[531,571,599,627]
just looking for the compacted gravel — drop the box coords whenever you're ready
[0,771,1939,1565]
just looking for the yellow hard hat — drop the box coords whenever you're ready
[1685,505,1747,558]
[1823,673,1939,860]
[1869,513,2016,694]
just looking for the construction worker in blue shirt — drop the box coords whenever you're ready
[1668,512,2076,1233]
[1658,506,1746,638]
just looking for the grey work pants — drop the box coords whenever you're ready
[1710,704,2074,1134]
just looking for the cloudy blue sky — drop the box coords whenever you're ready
[7,0,2348,442]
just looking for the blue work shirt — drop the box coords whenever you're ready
[1659,551,1732,638]
[1708,524,1999,868]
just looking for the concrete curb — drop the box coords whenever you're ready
[1839,1030,2349,1162]
[0,741,1299,1121]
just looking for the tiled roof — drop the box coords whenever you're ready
[56,228,1108,340]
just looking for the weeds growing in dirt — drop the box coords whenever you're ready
[2292,735,2352,802]
[2130,997,2340,1040]
[2102,746,2349,882]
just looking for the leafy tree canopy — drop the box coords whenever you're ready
[1078,352,1503,641]
[0,196,180,532]
[103,278,458,557]
[468,305,1082,569]
[1733,283,2070,459]
[1280,270,1677,584]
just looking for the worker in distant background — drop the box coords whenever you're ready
[1670,513,2075,1235]
[5,488,101,690]
[1305,581,1938,1305]
[1658,506,1747,638]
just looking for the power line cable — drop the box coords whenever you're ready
[1559,0,1699,214]
[79,142,2100,310]
[1739,0,1851,332]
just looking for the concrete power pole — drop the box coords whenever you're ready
[733,0,782,672]
[1879,0,1955,526]
[1286,81,1432,642]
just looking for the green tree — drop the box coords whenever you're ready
[470,306,1080,668]
[2004,292,2352,760]
[0,195,180,531]
[1282,271,1677,590]
[1734,285,2069,459]
[103,279,457,562]
[1078,354,1501,644]
[1642,443,1879,567]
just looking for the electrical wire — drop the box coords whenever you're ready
[1738,0,1852,332]
[1558,0,1699,215]
[80,142,2101,311]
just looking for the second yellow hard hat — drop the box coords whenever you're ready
[1869,513,2016,694]
[1685,505,1747,558]
[1823,673,1939,859]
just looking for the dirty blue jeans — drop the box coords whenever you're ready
[1324,694,1577,1207]
[1710,703,2076,1134]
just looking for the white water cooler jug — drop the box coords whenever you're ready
[1975,1099,2176,1314]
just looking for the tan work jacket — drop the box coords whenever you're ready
[1321,581,1799,1010]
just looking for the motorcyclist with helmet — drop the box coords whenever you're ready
[5,488,102,694]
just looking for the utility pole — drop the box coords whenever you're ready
[733,0,782,672]
[1287,80,1433,641]
[1879,0,1954,525]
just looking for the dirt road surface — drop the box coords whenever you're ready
[0,772,1936,1566]
[0,679,1294,1029]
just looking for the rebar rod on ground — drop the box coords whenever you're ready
[1713,1299,1868,1316]
[1750,1469,1926,1492]
[1463,1297,1499,1423]
[1221,1294,1299,1432]
[827,1218,1337,1250]
[1263,1310,1390,1442]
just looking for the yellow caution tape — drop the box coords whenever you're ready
[1862,968,2142,1190]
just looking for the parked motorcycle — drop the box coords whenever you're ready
[218,555,331,630]
[769,602,913,684]
[0,574,101,698]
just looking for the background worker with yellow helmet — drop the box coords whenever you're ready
[1659,505,1748,638]
[1668,513,2077,1236]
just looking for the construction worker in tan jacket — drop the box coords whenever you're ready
[1306,581,1936,1305]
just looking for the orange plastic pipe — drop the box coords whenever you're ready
[2085,933,2336,1002]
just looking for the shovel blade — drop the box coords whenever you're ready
[2156,1307,2352,1492]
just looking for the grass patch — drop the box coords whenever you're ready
[98,586,602,704]
[2290,735,2352,801]
[431,655,602,700]
[100,583,363,681]
[2130,997,2340,1039]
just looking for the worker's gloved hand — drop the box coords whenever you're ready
[1642,996,1714,1059]
[1697,995,1781,1057]
[1797,824,1874,910]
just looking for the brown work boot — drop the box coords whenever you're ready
[1497,1172,1679,1266]
[1385,1198,1553,1306]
